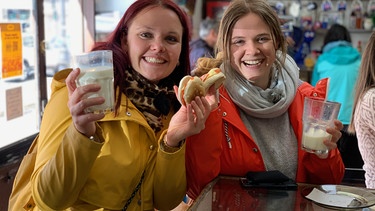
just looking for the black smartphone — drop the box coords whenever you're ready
[240,170,298,190]
[246,170,290,183]
[240,178,298,190]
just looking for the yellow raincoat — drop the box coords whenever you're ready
[29,69,186,211]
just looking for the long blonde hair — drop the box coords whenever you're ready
[348,32,375,133]
[191,52,223,77]
[193,0,287,75]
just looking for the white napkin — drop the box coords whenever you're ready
[306,188,354,207]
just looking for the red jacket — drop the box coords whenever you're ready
[186,79,345,199]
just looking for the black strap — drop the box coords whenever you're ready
[122,171,145,211]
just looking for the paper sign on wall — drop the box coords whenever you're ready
[6,86,23,120]
[0,23,23,79]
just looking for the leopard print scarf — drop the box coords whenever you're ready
[122,69,177,133]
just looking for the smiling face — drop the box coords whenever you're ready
[230,13,277,90]
[122,6,183,83]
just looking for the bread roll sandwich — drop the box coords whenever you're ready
[177,68,225,106]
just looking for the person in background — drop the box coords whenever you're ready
[185,0,345,207]
[311,23,363,170]
[349,32,375,189]
[189,17,219,72]
[21,0,213,210]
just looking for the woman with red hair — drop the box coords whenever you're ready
[11,0,213,210]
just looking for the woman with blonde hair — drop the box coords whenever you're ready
[185,0,345,208]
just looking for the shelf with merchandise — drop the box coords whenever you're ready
[314,28,374,34]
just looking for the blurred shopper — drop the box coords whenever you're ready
[189,17,219,71]
[349,32,375,189]
[311,23,363,169]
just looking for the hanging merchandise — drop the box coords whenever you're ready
[320,0,334,29]
[301,2,318,24]
[363,12,373,30]
[321,0,333,11]
[274,1,286,15]
[368,0,375,15]
[337,0,347,11]
[274,1,293,39]
[350,0,363,29]
[367,0,375,28]
[289,1,301,18]
[306,2,318,11]
[337,0,347,26]
[350,11,357,29]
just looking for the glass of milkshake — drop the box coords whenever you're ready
[73,50,114,114]
[302,97,341,154]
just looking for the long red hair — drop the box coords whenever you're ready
[91,0,192,113]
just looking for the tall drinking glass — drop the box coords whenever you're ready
[302,97,341,154]
[73,50,114,114]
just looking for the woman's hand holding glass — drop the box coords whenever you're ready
[316,120,343,159]
[66,68,105,137]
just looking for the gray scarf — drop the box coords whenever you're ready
[223,52,300,179]
[223,52,299,118]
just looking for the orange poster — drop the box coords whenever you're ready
[0,23,23,79]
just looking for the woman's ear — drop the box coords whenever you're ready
[121,36,128,52]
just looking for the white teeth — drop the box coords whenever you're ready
[243,60,261,65]
[145,57,164,64]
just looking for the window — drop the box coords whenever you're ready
[0,0,39,149]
